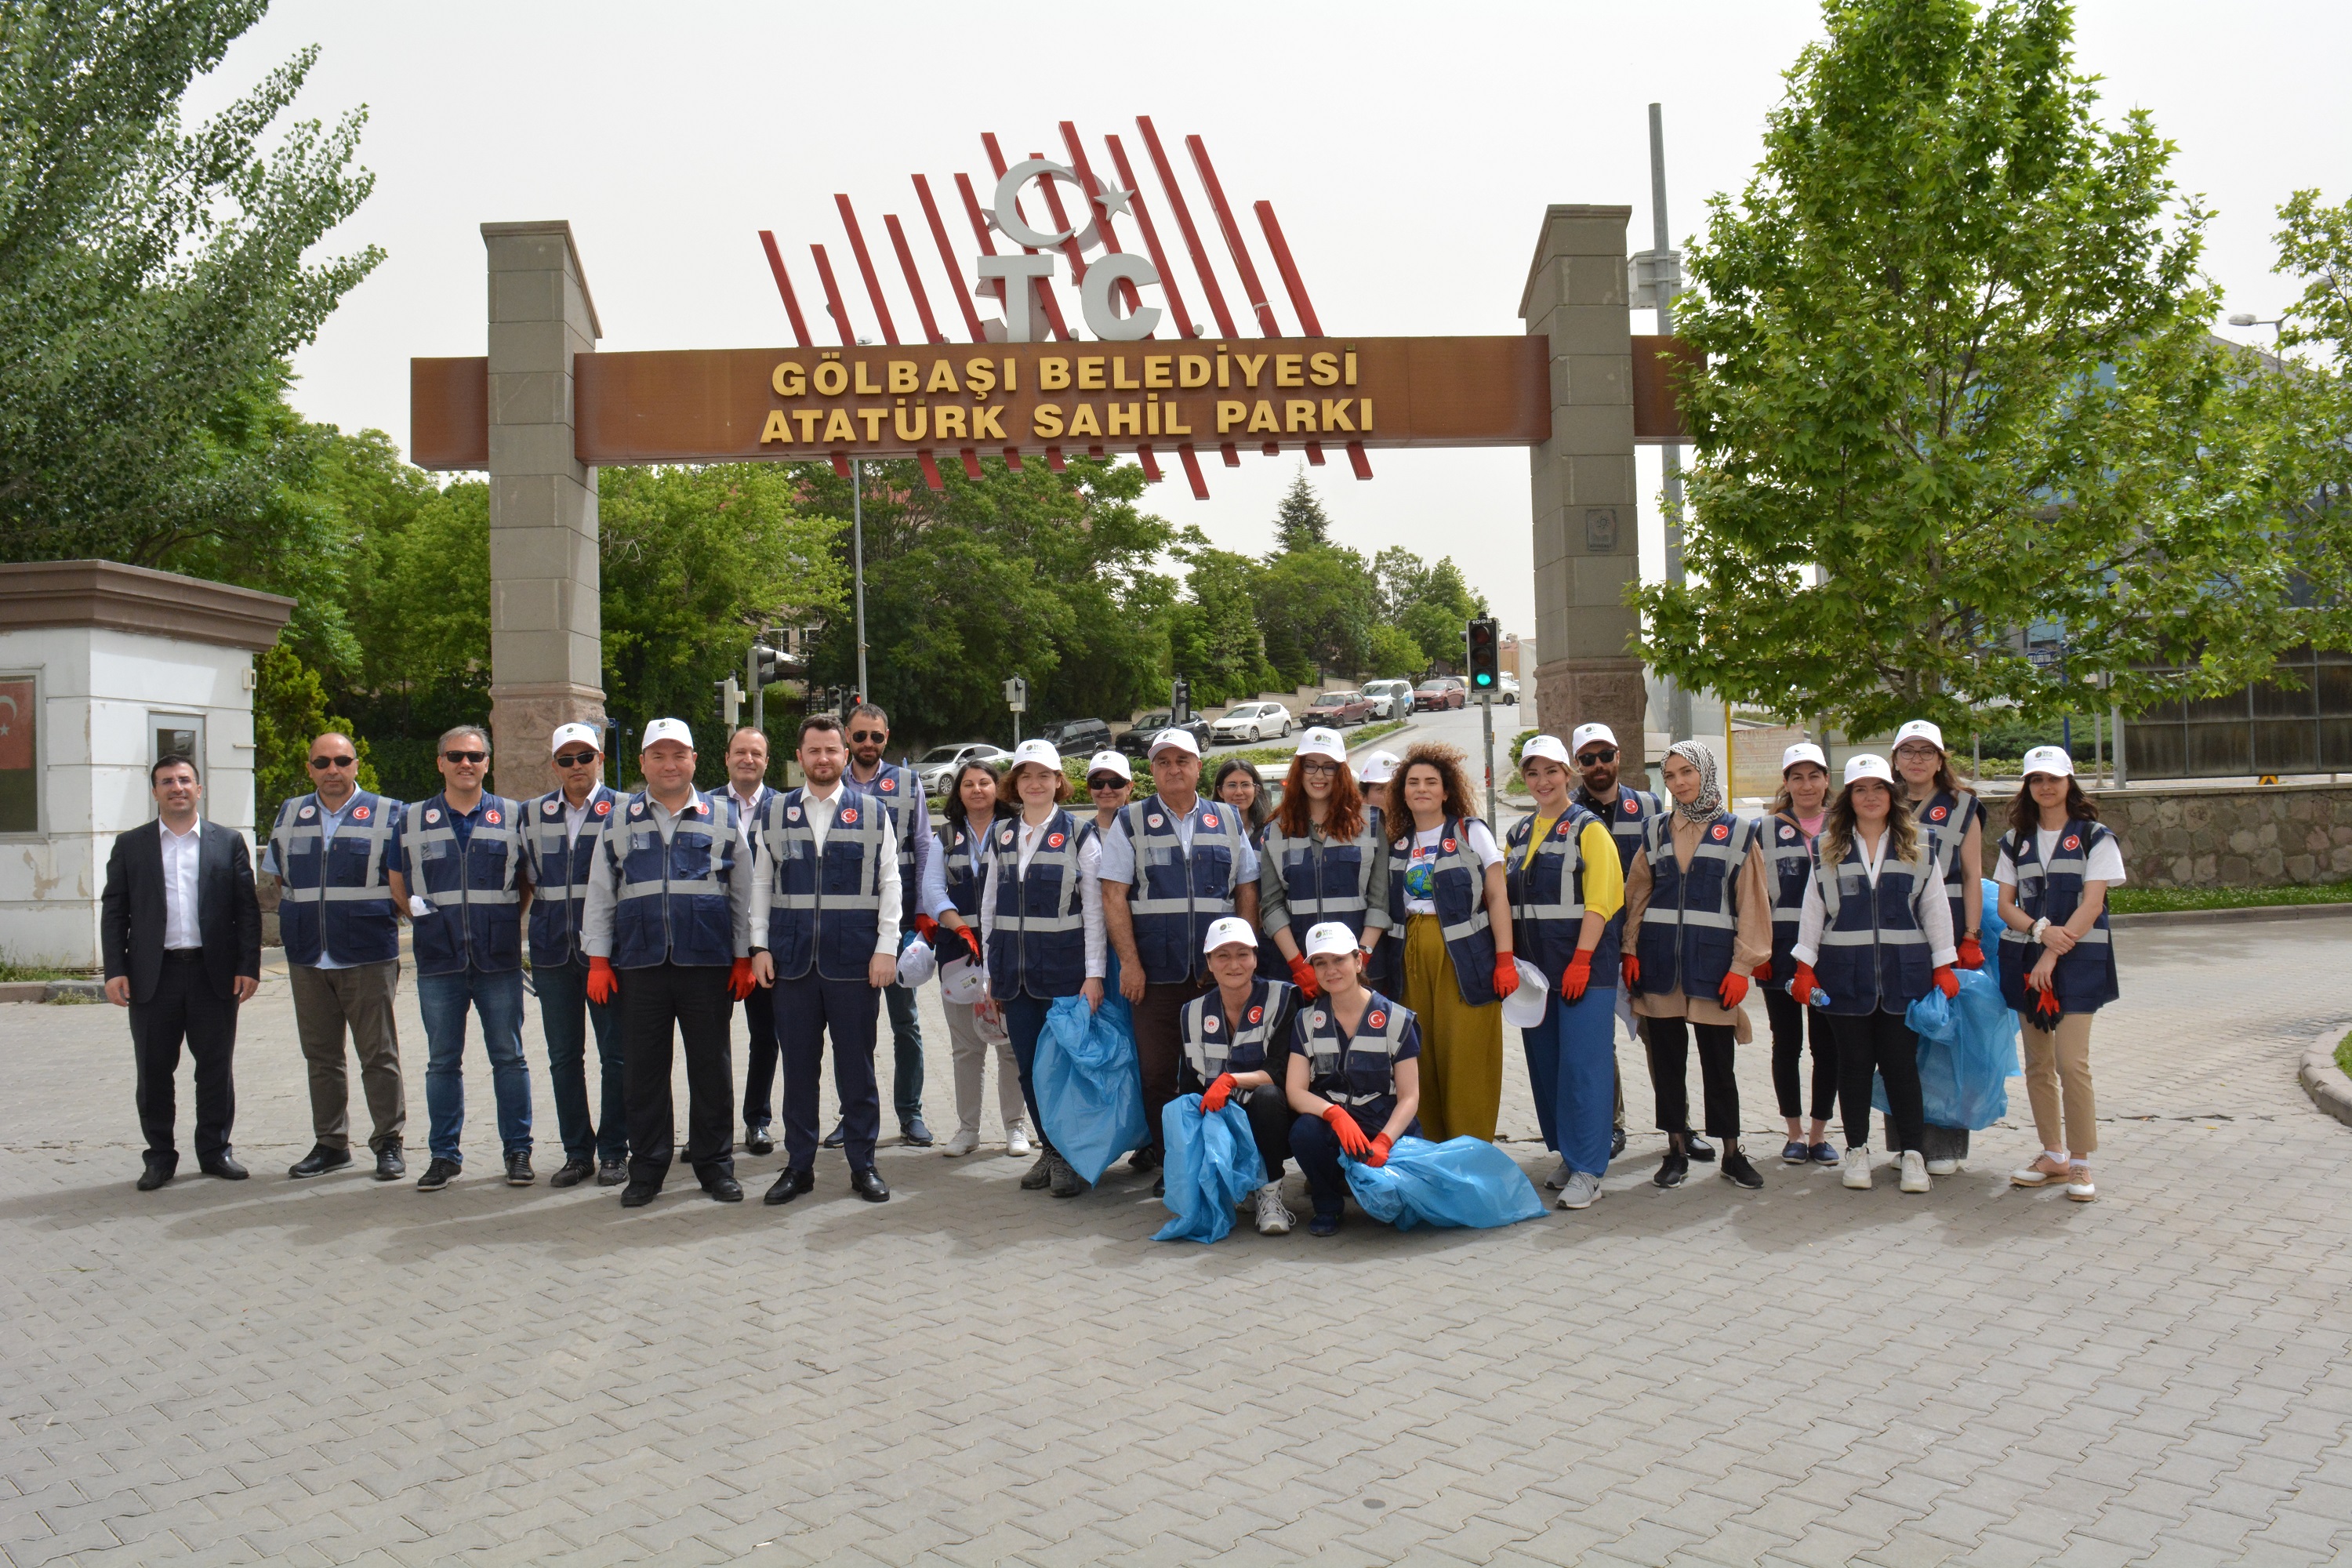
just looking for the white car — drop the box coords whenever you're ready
[1208,702,1292,744]
[915,742,1009,796]
[1362,679,1416,720]
[1498,674,1520,706]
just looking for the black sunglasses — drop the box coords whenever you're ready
[1575,748,1618,765]
[848,729,887,742]
[442,750,488,764]
[308,755,355,769]
[1087,778,1127,789]
[552,750,598,768]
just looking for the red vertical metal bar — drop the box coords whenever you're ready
[1221,446,1240,468]
[1047,450,1066,472]
[1346,445,1373,481]
[957,169,1072,342]
[1059,122,1144,315]
[959,450,983,480]
[1137,116,1237,338]
[1188,136,1282,336]
[918,452,945,491]
[809,243,855,346]
[834,194,898,344]
[1031,151,1091,288]
[832,455,851,478]
[913,176,988,342]
[1177,445,1209,500]
[1105,132,1193,337]
[757,231,813,347]
[884,214,946,343]
[1003,449,1024,471]
[1136,448,1162,483]
[1252,201,1323,336]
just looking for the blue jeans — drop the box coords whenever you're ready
[536,955,625,1163]
[1001,993,1052,1144]
[416,967,531,1165]
[1520,982,1618,1178]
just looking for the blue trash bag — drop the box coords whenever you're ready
[1341,1135,1548,1232]
[1033,993,1147,1185]
[1152,1095,1268,1243]
[1880,967,2020,1131]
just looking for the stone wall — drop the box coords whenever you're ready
[1976,781,2352,888]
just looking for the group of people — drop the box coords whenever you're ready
[100,699,2118,1227]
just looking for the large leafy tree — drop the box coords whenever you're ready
[1634,0,2317,737]
[1167,535,1276,706]
[1374,546,1487,672]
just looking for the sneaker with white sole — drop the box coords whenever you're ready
[1841,1147,1874,1190]
[1544,1156,1571,1190]
[1925,1157,1961,1177]
[1006,1126,1033,1158]
[2064,1167,2096,1202]
[1899,1150,1931,1193]
[2010,1155,2068,1187]
[1253,1183,1294,1235]
[1555,1171,1601,1210]
[941,1128,980,1156]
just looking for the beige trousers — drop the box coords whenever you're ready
[289,960,407,1151]
[944,999,1026,1138]
[2020,1012,2097,1157]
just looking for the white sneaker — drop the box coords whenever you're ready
[1555,1171,1601,1210]
[1899,1151,1931,1193]
[1005,1126,1033,1158]
[1925,1157,1959,1177]
[1544,1156,1571,1190]
[1253,1182,1295,1236]
[1842,1147,1874,1190]
[2065,1167,2096,1203]
[941,1128,980,1157]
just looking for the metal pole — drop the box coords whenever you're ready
[1650,101,1692,747]
[746,641,760,739]
[1479,691,1497,825]
[851,459,869,703]
[2111,702,2127,786]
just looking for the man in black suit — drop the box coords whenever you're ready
[101,753,263,1189]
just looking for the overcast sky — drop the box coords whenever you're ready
[193,1,2349,644]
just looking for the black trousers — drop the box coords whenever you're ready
[1762,986,1838,1123]
[1177,1058,1292,1182]
[775,970,882,1174]
[131,952,239,1161]
[1831,1010,1924,1152]
[1644,1016,1739,1141]
[619,963,735,1188]
[1289,1099,1419,1219]
[737,982,780,1130]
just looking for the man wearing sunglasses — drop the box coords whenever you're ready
[833,702,935,1149]
[387,725,536,1193]
[262,732,408,1181]
[522,724,627,1187]
[1570,722,1673,1163]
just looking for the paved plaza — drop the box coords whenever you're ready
[4,917,2351,1566]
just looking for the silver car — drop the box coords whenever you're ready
[915,742,1009,796]
[1362,680,1416,720]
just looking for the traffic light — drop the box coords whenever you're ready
[1465,617,1501,695]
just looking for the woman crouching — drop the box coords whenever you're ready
[1284,922,1423,1236]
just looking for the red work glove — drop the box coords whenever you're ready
[1287,953,1321,998]
[1323,1104,1372,1158]
[728,956,757,1001]
[1752,963,1772,984]
[1933,964,1960,1000]
[913,913,938,942]
[1201,1073,1237,1113]
[1559,950,1593,1002]
[1790,963,1817,1004]
[1366,1132,1395,1167]
[952,924,983,966]
[1957,935,1984,970]
[586,956,619,1006]
[1492,954,1520,999]
[2034,986,2063,1024]
[1622,953,1642,989]
[1717,971,1749,1010]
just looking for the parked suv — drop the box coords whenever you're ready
[1115,710,1214,757]
[1304,690,1376,727]
[1362,679,1416,720]
[1039,717,1112,753]
[1208,702,1292,744]
[1414,677,1467,711]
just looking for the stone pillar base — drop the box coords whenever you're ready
[1534,656,1650,771]
[490,681,606,800]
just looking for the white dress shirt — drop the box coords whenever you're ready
[1791,828,1958,967]
[746,779,902,956]
[978,813,1106,978]
[160,820,203,950]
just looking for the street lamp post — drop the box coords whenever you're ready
[851,459,869,705]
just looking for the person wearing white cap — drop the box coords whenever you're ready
[1501,733,1625,1210]
[1077,750,1134,848]
[1354,749,1403,997]
[1787,754,1960,1194]
[1994,746,2122,1203]
[580,717,758,1207]
[1210,755,1285,985]
[1259,728,1391,1000]
[521,722,626,1186]
[1622,741,1773,1191]
[717,728,784,1159]
[1099,725,1261,1177]
[1282,921,1423,1236]
[1759,742,1840,1167]
[1178,916,1304,1234]
[1570,721,1666,1162]
[1890,717,1988,1174]
[979,739,1107,1197]
[920,755,1026,1160]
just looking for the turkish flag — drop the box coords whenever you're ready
[0,681,31,771]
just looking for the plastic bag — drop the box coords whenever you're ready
[1342,1135,1548,1231]
[1883,966,2020,1131]
[1152,1095,1268,1243]
[1033,993,1147,1185]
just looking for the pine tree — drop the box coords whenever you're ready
[1271,468,1333,554]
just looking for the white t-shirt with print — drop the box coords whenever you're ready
[1400,820,1502,916]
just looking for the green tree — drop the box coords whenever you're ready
[1272,466,1333,552]
[1168,535,1276,705]
[1255,546,1380,684]
[1634,0,2310,737]
[252,641,376,826]
[1374,546,1486,670]
[1363,622,1425,681]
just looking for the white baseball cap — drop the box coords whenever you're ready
[1500,958,1551,1029]
[1008,738,1063,774]
[939,953,989,1007]
[641,717,694,752]
[550,722,601,756]
[1781,741,1828,773]
[2020,745,2074,779]
[1358,750,1402,785]
[1892,719,1946,753]
[1302,921,1359,960]
[1085,750,1131,782]
[895,935,938,988]
[1203,915,1258,955]
[1149,728,1200,759]
[1519,734,1573,771]
[1570,723,1619,757]
[1295,726,1347,764]
[1843,753,1895,786]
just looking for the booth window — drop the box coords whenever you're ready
[0,674,34,835]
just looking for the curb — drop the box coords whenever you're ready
[2299,1027,2352,1131]
[0,978,106,1004]
[2109,902,2352,930]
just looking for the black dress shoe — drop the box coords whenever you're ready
[900,1116,935,1148]
[1685,1133,1716,1163]
[1127,1143,1160,1174]
[375,1146,405,1181]
[596,1159,626,1186]
[198,1152,249,1181]
[850,1169,891,1203]
[764,1167,815,1205]
[288,1145,352,1180]
[745,1124,775,1156]
[1654,1152,1690,1189]
[136,1157,176,1192]
[1610,1127,1627,1159]
[820,1121,847,1149]
[703,1173,745,1203]
[619,1181,661,1207]
[550,1157,594,1189]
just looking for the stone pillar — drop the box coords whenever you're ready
[1519,205,1646,765]
[483,220,604,802]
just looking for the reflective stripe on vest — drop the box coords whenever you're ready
[1504,806,1610,982]
[270,792,401,965]
[1762,811,1816,981]
[1299,991,1412,1107]
[1263,820,1380,933]
[1996,819,2121,1014]
[1181,978,1293,1080]
[404,794,526,974]
[1913,789,1980,898]
[754,787,883,980]
[605,789,739,968]
[1814,834,1934,1014]
[525,783,617,964]
[849,762,924,916]
[270,793,397,905]
[987,809,1087,998]
[1388,815,1501,1006]
[1635,810,1748,996]
[1122,796,1246,984]
[942,815,991,918]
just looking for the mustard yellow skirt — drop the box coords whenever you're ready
[1400,913,1504,1142]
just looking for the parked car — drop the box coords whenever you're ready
[1362,679,1417,720]
[1497,674,1520,706]
[1304,689,1376,727]
[1208,701,1292,744]
[1039,717,1112,753]
[1115,710,1214,757]
[915,741,1008,795]
[1414,677,1467,712]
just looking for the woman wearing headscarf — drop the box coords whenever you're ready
[1892,719,1987,1175]
[1621,740,1773,1191]
[1259,728,1390,1000]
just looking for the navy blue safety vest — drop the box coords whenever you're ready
[604,789,739,969]
[848,760,925,924]
[1633,810,1751,1000]
[753,786,883,981]
[1262,818,1386,946]
[523,783,619,967]
[1387,815,1501,1007]
[1504,805,1618,985]
[1295,990,1416,1107]
[1580,784,1662,875]
[1812,833,1936,1016]
[941,811,999,919]
[986,808,1088,1000]
[1361,804,1399,995]
[402,793,527,977]
[1911,789,1983,935]
[269,790,401,967]
[1997,819,2121,1015]
[1760,811,1817,985]
[1181,978,1294,1082]
[1118,795,1249,985]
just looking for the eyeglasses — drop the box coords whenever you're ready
[1575,748,1618,765]
[308,755,354,769]
[442,750,488,764]
[1087,779,1127,790]
[849,729,887,742]
[552,751,598,768]
[1300,761,1339,777]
